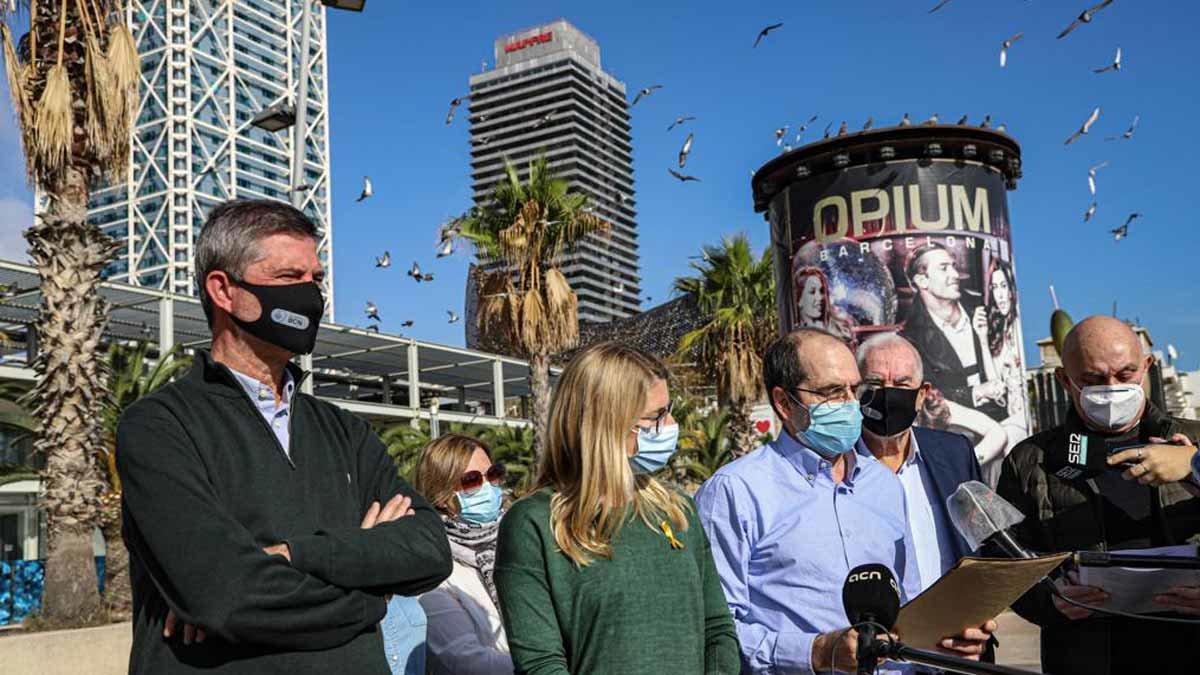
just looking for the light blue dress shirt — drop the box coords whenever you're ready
[858,435,958,594]
[696,430,921,675]
[1192,449,1200,485]
[382,594,428,675]
[228,367,295,458]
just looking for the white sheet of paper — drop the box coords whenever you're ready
[1077,545,1200,614]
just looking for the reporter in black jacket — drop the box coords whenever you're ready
[117,200,451,673]
[996,316,1200,675]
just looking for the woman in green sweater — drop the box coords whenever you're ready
[495,342,741,674]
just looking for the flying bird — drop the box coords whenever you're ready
[407,261,428,282]
[1111,212,1141,241]
[445,96,468,125]
[1000,32,1023,67]
[446,310,460,324]
[365,302,381,322]
[667,115,696,131]
[1064,107,1101,145]
[1106,115,1139,141]
[928,0,955,13]
[631,85,663,106]
[365,324,380,334]
[1093,47,1122,74]
[753,22,784,48]
[678,132,694,168]
[356,176,373,202]
[401,320,414,328]
[794,115,819,142]
[1087,161,1109,196]
[668,168,701,182]
[531,111,555,129]
[774,126,789,145]
[1084,202,1097,222]
[374,251,390,268]
[436,238,454,258]
[1058,0,1116,40]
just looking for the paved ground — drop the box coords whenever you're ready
[995,610,1042,672]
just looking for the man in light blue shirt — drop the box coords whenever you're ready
[697,329,994,674]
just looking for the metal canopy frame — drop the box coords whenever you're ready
[0,259,551,427]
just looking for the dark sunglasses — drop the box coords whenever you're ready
[460,463,507,492]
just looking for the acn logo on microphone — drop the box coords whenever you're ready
[847,570,900,597]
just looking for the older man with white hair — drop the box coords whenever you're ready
[854,333,986,592]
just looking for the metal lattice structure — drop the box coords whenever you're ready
[87,0,335,317]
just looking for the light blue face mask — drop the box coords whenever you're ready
[792,398,863,460]
[630,423,680,475]
[457,482,502,524]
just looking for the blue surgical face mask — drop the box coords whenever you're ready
[457,482,502,524]
[630,423,680,475]
[791,396,863,460]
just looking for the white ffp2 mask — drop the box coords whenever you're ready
[1077,383,1145,431]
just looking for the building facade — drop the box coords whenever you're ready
[88,0,335,315]
[468,20,641,324]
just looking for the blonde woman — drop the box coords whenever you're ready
[495,342,740,674]
[413,434,513,675]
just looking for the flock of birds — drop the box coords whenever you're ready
[348,0,1143,338]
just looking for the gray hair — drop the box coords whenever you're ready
[856,333,924,383]
[195,199,319,325]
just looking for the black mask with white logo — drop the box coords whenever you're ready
[229,277,324,355]
[860,386,920,438]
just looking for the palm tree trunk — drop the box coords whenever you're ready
[528,352,552,464]
[727,399,755,459]
[26,165,115,626]
[98,490,131,621]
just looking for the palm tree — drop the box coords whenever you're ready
[381,420,431,483]
[97,342,191,620]
[675,408,734,487]
[674,235,777,458]
[458,157,609,461]
[1,2,136,624]
[476,424,536,496]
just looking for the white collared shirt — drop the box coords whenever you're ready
[227,367,296,458]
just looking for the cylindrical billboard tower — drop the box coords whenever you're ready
[753,126,1026,484]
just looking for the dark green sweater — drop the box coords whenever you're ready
[116,352,451,673]
[494,489,740,674]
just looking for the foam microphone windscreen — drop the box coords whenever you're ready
[842,563,901,629]
[945,481,1027,551]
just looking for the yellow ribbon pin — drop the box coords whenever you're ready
[661,521,685,550]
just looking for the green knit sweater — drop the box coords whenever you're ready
[494,489,740,674]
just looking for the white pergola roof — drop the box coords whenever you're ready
[0,259,550,427]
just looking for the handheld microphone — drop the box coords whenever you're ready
[945,481,1034,559]
[1043,432,1142,481]
[842,563,902,675]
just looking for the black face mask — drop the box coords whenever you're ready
[860,386,920,438]
[229,277,324,355]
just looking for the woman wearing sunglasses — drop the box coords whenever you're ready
[495,342,740,674]
[413,433,514,674]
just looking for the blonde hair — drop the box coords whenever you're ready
[536,342,689,566]
[413,433,491,516]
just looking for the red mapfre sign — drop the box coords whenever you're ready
[504,31,553,53]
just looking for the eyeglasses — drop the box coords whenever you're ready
[791,384,870,410]
[632,400,675,435]
[460,463,506,493]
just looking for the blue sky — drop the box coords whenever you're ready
[1,0,1197,371]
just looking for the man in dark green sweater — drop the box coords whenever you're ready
[117,200,452,673]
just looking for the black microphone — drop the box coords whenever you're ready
[945,481,1035,559]
[843,563,901,675]
[1043,431,1143,481]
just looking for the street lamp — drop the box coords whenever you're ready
[250,103,295,132]
[320,0,366,10]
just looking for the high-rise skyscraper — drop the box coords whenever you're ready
[468,20,640,324]
[88,1,335,315]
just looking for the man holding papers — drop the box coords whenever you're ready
[697,329,995,674]
[996,316,1200,675]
